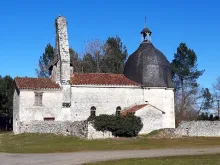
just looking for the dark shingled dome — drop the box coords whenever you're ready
[123,40,174,88]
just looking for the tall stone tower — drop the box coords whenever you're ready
[55,16,71,108]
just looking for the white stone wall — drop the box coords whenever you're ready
[14,85,175,137]
[71,85,144,121]
[175,121,220,137]
[13,89,20,134]
[135,105,163,134]
[143,88,175,129]
[87,122,114,139]
[18,89,70,123]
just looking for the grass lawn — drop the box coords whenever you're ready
[1,132,220,153]
[83,154,220,165]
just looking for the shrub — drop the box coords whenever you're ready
[209,114,214,121]
[197,113,219,121]
[214,116,219,120]
[92,114,143,137]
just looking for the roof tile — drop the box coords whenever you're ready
[121,104,147,116]
[70,73,140,86]
[15,77,60,89]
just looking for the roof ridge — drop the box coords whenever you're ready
[72,73,124,75]
[121,104,147,116]
[71,73,140,86]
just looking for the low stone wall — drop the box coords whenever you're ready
[19,121,88,138]
[18,121,114,139]
[87,122,114,139]
[175,121,220,137]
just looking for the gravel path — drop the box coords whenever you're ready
[1,147,220,165]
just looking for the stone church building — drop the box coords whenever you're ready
[13,16,175,137]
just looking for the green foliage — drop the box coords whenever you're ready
[197,112,219,121]
[0,75,14,117]
[200,88,213,112]
[36,44,83,77]
[81,36,128,74]
[83,39,105,73]
[37,36,127,75]
[69,48,83,73]
[93,114,143,137]
[171,42,204,90]
[102,36,128,73]
[171,42,204,118]
[36,43,55,78]
[0,75,14,130]
[82,53,96,73]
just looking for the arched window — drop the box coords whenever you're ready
[90,106,96,117]
[116,106,121,115]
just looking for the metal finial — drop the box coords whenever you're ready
[144,16,147,28]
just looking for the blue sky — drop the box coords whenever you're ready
[0,0,220,88]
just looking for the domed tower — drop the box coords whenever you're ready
[123,23,173,88]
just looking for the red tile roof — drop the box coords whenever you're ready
[70,73,140,86]
[121,104,147,116]
[15,77,60,89]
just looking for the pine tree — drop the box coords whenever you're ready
[102,36,128,73]
[0,75,14,130]
[36,43,55,78]
[171,42,204,118]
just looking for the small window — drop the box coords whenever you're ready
[90,106,96,117]
[34,92,43,106]
[44,117,55,121]
[116,106,121,115]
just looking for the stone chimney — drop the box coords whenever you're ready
[55,16,71,108]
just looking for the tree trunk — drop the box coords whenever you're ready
[181,80,185,118]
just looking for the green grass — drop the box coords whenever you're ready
[1,132,220,153]
[84,154,220,165]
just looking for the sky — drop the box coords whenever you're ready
[0,0,220,88]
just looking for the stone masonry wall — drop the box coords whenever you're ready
[19,121,88,138]
[87,122,114,139]
[13,90,20,134]
[56,16,71,106]
[175,121,220,137]
[18,120,114,139]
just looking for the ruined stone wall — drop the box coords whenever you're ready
[17,120,114,139]
[175,121,220,137]
[87,122,114,139]
[19,121,88,138]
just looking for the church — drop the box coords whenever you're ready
[13,16,175,137]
